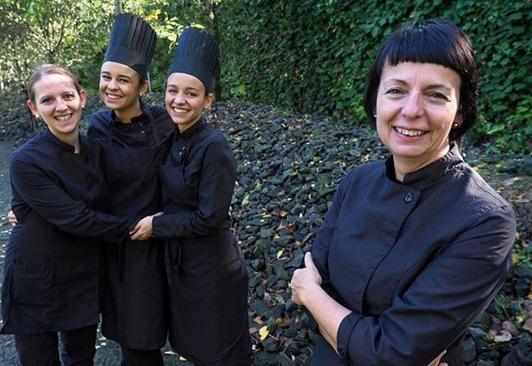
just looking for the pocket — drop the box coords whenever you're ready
[11,263,53,307]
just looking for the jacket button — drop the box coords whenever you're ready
[404,192,415,203]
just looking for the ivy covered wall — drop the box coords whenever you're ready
[217,0,531,152]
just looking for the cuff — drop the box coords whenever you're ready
[152,215,163,239]
[337,312,361,363]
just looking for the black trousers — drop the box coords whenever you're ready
[120,345,164,366]
[14,324,97,366]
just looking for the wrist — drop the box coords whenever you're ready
[300,281,324,307]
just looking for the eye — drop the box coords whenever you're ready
[428,91,450,101]
[166,88,177,95]
[186,92,198,97]
[101,74,111,81]
[63,93,75,101]
[119,78,130,84]
[385,88,403,95]
[40,97,53,104]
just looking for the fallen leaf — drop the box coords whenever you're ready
[259,325,269,341]
[523,318,532,333]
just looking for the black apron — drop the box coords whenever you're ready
[92,107,171,350]
[159,144,251,365]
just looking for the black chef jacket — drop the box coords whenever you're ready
[1,130,133,335]
[87,104,174,350]
[152,119,251,364]
[311,145,516,366]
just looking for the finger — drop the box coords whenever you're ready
[304,252,315,269]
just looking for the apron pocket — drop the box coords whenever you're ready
[12,263,53,307]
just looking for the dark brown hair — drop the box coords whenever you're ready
[363,19,479,142]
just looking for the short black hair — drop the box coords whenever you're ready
[363,19,479,142]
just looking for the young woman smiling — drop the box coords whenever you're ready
[131,28,252,365]
[87,13,174,366]
[1,64,134,366]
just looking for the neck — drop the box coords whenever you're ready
[177,116,202,134]
[114,100,143,124]
[51,128,81,153]
[393,145,450,182]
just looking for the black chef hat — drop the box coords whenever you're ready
[103,13,157,80]
[169,28,219,93]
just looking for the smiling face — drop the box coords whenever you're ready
[165,72,213,132]
[99,61,148,122]
[376,62,462,181]
[27,73,86,142]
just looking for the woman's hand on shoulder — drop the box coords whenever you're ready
[290,252,323,306]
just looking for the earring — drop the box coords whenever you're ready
[373,113,377,118]
[34,114,40,119]
[452,122,459,129]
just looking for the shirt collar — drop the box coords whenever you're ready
[43,129,79,153]
[176,118,205,140]
[110,109,149,126]
[385,144,464,190]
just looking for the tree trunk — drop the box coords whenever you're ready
[114,0,122,15]
[206,0,222,100]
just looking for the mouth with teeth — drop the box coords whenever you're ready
[172,107,189,114]
[394,127,426,137]
[105,93,122,102]
[54,113,73,122]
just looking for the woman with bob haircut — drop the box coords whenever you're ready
[290,19,515,366]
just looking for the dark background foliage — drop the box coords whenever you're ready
[0,0,530,152]
[217,0,531,153]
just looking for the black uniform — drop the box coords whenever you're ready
[87,105,174,350]
[152,119,251,365]
[1,130,133,335]
[310,146,515,366]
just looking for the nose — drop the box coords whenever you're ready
[172,93,185,105]
[107,78,118,90]
[55,98,68,111]
[401,92,423,119]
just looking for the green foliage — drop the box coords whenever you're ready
[0,0,213,95]
[0,0,114,93]
[1,0,529,152]
[218,0,531,153]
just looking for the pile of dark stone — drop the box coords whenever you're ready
[0,96,530,366]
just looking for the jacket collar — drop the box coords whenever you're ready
[176,118,205,140]
[385,144,464,190]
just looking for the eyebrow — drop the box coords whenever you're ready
[166,84,201,93]
[101,71,132,79]
[384,79,453,92]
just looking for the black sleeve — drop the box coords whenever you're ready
[10,155,134,243]
[152,140,236,239]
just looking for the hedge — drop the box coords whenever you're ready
[217,0,531,153]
